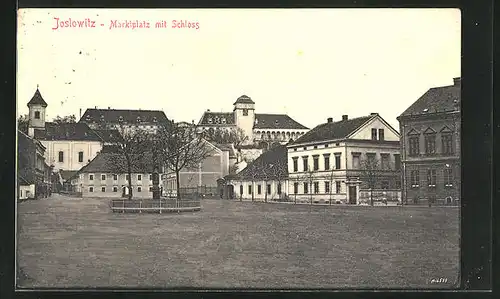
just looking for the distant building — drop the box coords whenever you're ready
[224,145,289,201]
[25,88,111,171]
[197,95,309,148]
[287,114,401,204]
[79,107,169,133]
[397,77,461,205]
[163,140,231,196]
[75,148,162,198]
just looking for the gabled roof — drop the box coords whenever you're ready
[80,108,168,124]
[78,151,156,174]
[291,115,373,145]
[198,112,235,126]
[254,114,309,130]
[34,122,103,141]
[399,79,460,118]
[18,175,34,185]
[27,88,48,107]
[59,170,78,181]
[234,145,288,181]
[233,95,255,105]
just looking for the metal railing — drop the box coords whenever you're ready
[110,198,201,213]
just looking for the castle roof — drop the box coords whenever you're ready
[27,88,48,107]
[398,77,461,119]
[80,108,168,124]
[233,95,255,105]
[198,112,235,126]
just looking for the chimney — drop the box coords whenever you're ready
[94,106,97,109]
[108,107,110,109]
[79,108,82,119]
[327,117,333,123]
[28,127,35,137]
[207,109,210,112]
[453,77,461,86]
[342,115,348,121]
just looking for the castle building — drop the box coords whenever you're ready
[397,77,461,205]
[196,95,310,148]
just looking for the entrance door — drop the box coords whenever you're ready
[348,186,357,204]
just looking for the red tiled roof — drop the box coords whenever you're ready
[34,122,103,141]
[198,112,235,126]
[78,151,156,174]
[80,108,168,124]
[234,145,288,180]
[254,114,308,130]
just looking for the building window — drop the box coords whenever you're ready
[89,174,94,181]
[313,182,319,194]
[325,144,329,148]
[425,134,436,155]
[394,154,401,170]
[444,168,453,187]
[410,170,420,187]
[395,178,401,189]
[126,174,130,181]
[257,185,262,194]
[381,154,390,169]
[101,174,106,181]
[324,154,330,170]
[78,151,84,162]
[248,185,252,195]
[89,187,94,192]
[335,181,341,193]
[352,154,360,169]
[149,174,153,181]
[302,156,308,172]
[267,184,271,195]
[381,181,389,189]
[371,128,378,140]
[409,136,420,156]
[313,155,319,171]
[33,111,41,119]
[137,187,142,192]
[240,185,243,195]
[113,186,118,192]
[243,109,248,116]
[101,186,106,192]
[378,129,385,141]
[137,174,142,181]
[303,182,309,194]
[292,157,298,172]
[277,183,282,194]
[427,169,437,187]
[149,187,153,192]
[335,154,341,169]
[58,151,64,162]
[324,181,330,193]
[293,182,299,194]
[442,133,454,154]
[113,174,118,181]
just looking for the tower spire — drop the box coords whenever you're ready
[37,84,39,89]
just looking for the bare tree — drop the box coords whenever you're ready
[53,114,77,124]
[105,122,153,200]
[17,115,29,134]
[244,163,261,202]
[203,127,248,146]
[327,167,335,205]
[359,154,381,206]
[302,170,316,205]
[271,157,288,202]
[156,121,214,200]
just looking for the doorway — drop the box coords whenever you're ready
[348,186,357,204]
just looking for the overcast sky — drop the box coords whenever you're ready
[17,8,460,130]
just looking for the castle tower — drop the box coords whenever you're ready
[233,95,255,143]
[27,86,48,136]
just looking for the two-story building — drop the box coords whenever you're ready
[397,77,461,205]
[287,114,401,204]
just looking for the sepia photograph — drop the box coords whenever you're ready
[16,8,461,289]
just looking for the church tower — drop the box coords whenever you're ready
[27,86,48,136]
[233,95,255,143]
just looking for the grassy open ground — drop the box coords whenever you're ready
[16,196,460,289]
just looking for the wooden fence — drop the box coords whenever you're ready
[110,199,201,213]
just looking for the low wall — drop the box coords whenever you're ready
[110,199,201,213]
[358,190,401,204]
